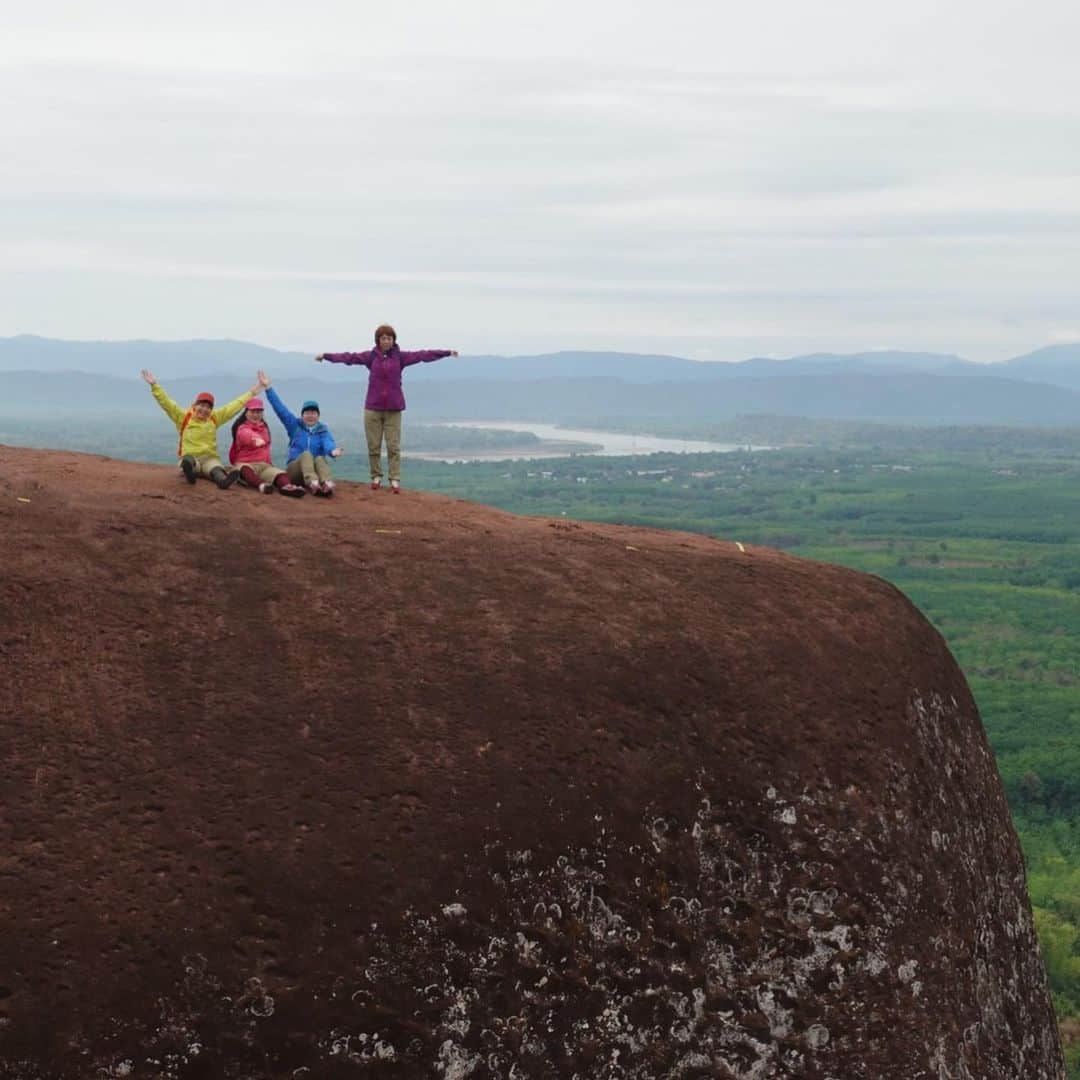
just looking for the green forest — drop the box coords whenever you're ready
[5,414,1080,1068]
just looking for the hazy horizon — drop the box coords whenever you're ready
[0,331,1067,366]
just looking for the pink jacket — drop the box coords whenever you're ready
[230,420,274,465]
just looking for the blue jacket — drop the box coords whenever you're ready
[266,387,339,463]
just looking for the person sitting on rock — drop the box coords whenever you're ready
[228,392,306,497]
[264,383,344,496]
[141,368,260,489]
[315,324,457,493]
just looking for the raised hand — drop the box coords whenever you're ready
[315,354,325,363]
[450,350,459,357]
[140,368,157,385]
[331,447,344,458]
[257,369,271,389]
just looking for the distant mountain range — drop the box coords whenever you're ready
[3,335,1080,427]
[4,334,1080,384]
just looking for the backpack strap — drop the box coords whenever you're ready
[177,409,194,458]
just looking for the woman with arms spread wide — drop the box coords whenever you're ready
[316,324,457,493]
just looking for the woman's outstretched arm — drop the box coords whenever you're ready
[316,350,376,368]
[399,349,458,368]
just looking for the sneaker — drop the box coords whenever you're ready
[181,457,197,484]
[321,480,335,496]
[279,483,306,498]
[370,479,381,491]
[390,480,401,494]
[308,480,321,496]
[259,482,275,495]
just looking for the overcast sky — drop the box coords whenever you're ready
[2,1,1079,361]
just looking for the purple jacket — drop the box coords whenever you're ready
[322,345,452,411]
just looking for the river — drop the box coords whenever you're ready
[418,421,756,461]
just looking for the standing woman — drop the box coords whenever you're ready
[316,324,457,493]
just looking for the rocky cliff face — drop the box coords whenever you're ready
[0,446,1064,1079]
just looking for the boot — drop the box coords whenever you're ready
[211,466,239,490]
[180,455,198,484]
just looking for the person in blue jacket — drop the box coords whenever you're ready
[264,382,344,496]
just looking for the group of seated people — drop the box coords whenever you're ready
[140,368,341,497]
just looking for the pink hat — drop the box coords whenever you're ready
[245,399,265,410]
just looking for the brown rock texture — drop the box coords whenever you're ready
[0,446,1064,1079]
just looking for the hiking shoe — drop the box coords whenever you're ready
[370,479,381,491]
[390,481,401,494]
[218,468,240,489]
[280,483,306,497]
[181,456,197,484]
[321,480,335,496]
[308,480,321,496]
[258,482,275,494]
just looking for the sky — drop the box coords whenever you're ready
[2,0,1079,362]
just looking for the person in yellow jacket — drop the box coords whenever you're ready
[141,368,265,488]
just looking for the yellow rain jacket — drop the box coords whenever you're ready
[151,383,250,460]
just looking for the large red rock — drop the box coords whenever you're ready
[0,446,1064,1078]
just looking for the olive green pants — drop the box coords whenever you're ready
[182,455,225,478]
[238,461,286,485]
[364,409,403,482]
[287,452,333,487]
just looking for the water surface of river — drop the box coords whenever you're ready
[421,421,754,461]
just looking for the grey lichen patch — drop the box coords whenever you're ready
[322,694,1052,1078]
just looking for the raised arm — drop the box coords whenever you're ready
[399,349,457,368]
[317,350,376,368]
[214,377,261,426]
[264,385,299,435]
[144,372,185,426]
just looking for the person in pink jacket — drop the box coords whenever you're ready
[316,323,458,492]
[229,399,306,497]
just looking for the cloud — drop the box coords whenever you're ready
[2,1,1080,360]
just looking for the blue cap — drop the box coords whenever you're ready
[301,400,320,413]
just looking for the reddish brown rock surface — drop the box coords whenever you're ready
[0,446,1064,1078]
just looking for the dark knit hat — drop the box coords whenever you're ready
[301,399,320,414]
